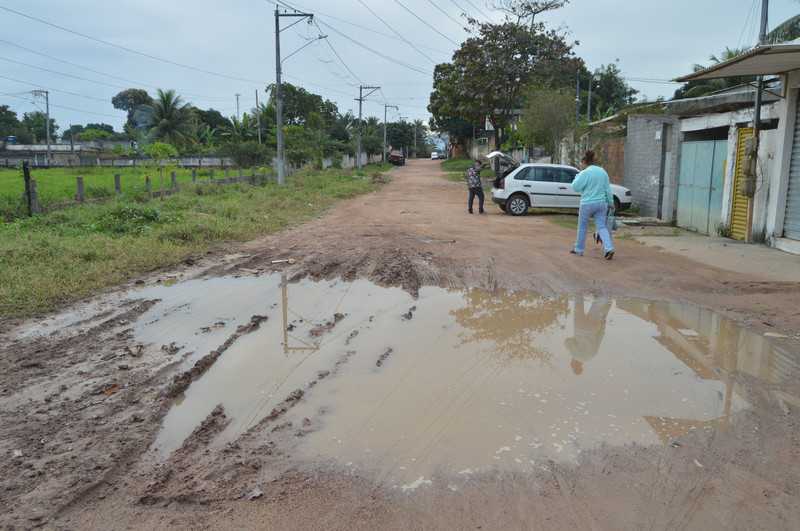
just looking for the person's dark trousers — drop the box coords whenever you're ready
[468,187,485,213]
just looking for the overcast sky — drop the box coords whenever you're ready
[0,0,797,135]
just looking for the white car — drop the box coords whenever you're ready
[487,152,632,216]
[431,151,440,160]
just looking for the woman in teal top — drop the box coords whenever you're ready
[570,150,615,260]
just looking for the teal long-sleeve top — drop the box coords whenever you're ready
[571,165,613,206]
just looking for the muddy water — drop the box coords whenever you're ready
[131,275,798,486]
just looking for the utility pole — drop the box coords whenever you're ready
[255,89,262,145]
[274,5,319,185]
[747,0,769,242]
[383,103,398,164]
[413,122,417,159]
[32,90,50,166]
[235,93,241,120]
[586,76,593,123]
[575,70,580,126]
[355,85,380,169]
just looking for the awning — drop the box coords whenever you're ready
[676,43,800,81]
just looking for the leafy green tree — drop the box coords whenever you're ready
[492,0,570,27]
[221,113,257,143]
[21,111,59,143]
[586,64,638,120]
[136,89,193,146]
[112,89,153,131]
[79,128,114,141]
[0,105,30,142]
[518,86,576,156]
[266,83,338,127]
[220,140,271,168]
[284,125,316,166]
[62,124,84,141]
[144,142,179,187]
[429,19,581,147]
[768,14,800,43]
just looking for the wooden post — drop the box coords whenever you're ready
[114,174,121,194]
[145,175,152,198]
[191,169,197,183]
[22,161,33,216]
[30,178,41,214]
[170,171,178,191]
[76,176,85,202]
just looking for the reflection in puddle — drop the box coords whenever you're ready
[133,275,799,484]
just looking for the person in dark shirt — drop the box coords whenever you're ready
[465,160,485,214]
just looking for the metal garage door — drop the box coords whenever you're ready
[784,100,800,240]
[730,128,753,241]
[677,140,727,235]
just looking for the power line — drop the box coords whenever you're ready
[0,4,264,85]
[316,20,431,76]
[462,0,492,21]
[424,0,468,29]
[272,0,449,55]
[312,19,362,84]
[0,39,231,102]
[393,0,459,45]
[1,91,119,118]
[356,0,436,64]
[0,74,110,103]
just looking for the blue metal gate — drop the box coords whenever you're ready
[677,140,727,235]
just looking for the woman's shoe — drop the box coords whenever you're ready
[605,250,615,260]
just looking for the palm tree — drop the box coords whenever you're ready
[674,47,754,99]
[220,113,257,143]
[136,89,193,145]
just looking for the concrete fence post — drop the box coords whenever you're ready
[145,175,152,198]
[238,168,243,182]
[170,171,178,191]
[210,169,215,181]
[114,174,121,195]
[191,169,197,183]
[76,176,85,202]
[224,168,229,178]
[30,179,41,214]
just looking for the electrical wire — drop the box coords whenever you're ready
[1,91,119,118]
[463,0,492,20]
[316,20,431,76]
[0,39,231,102]
[424,0,469,29]
[0,4,264,85]
[356,0,436,64]
[312,19,363,84]
[393,0,459,45]
[0,74,110,103]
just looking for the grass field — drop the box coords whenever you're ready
[0,166,255,221]
[0,164,389,318]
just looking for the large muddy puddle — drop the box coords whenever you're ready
[130,274,798,487]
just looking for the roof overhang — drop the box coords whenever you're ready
[676,43,800,81]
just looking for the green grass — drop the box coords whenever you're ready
[0,165,262,221]
[0,164,388,318]
[441,158,475,173]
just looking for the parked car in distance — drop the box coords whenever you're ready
[487,151,632,216]
[388,149,405,166]
[430,151,439,160]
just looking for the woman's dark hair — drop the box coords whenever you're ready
[581,150,596,166]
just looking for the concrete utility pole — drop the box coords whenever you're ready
[32,90,50,166]
[575,70,580,126]
[413,123,417,159]
[383,103,398,164]
[586,75,593,123]
[255,89,262,144]
[274,5,320,185]
[235,93,241,120]
[356,85,380,169]
[747,0,769,242]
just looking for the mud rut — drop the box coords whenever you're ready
[0,160,799,530]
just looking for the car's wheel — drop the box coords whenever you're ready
[506,194,529,216]
[613,197,621,211]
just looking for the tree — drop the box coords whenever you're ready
[518,86,576,157]
[266,82,338,126]
[0,105,22,137]
[220,140,271,168]
[194,108,231,131]
[62,124,84,141]
[84,123,115,133]
[21,111,59,143]
[79,128,114,141]
[112,89,153,130]
[220,113,257,144]
[135,89,193,146]
[674,47,753,99]
[429,19,580,148]
[587,64,638,120]
[492,0,570,27]
[768,14,800,43]
[143,142,178,187]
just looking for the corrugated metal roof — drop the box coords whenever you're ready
[676,43,800,81]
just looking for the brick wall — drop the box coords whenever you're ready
[592,137,625,184]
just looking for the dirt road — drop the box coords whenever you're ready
[1,160,799,530]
